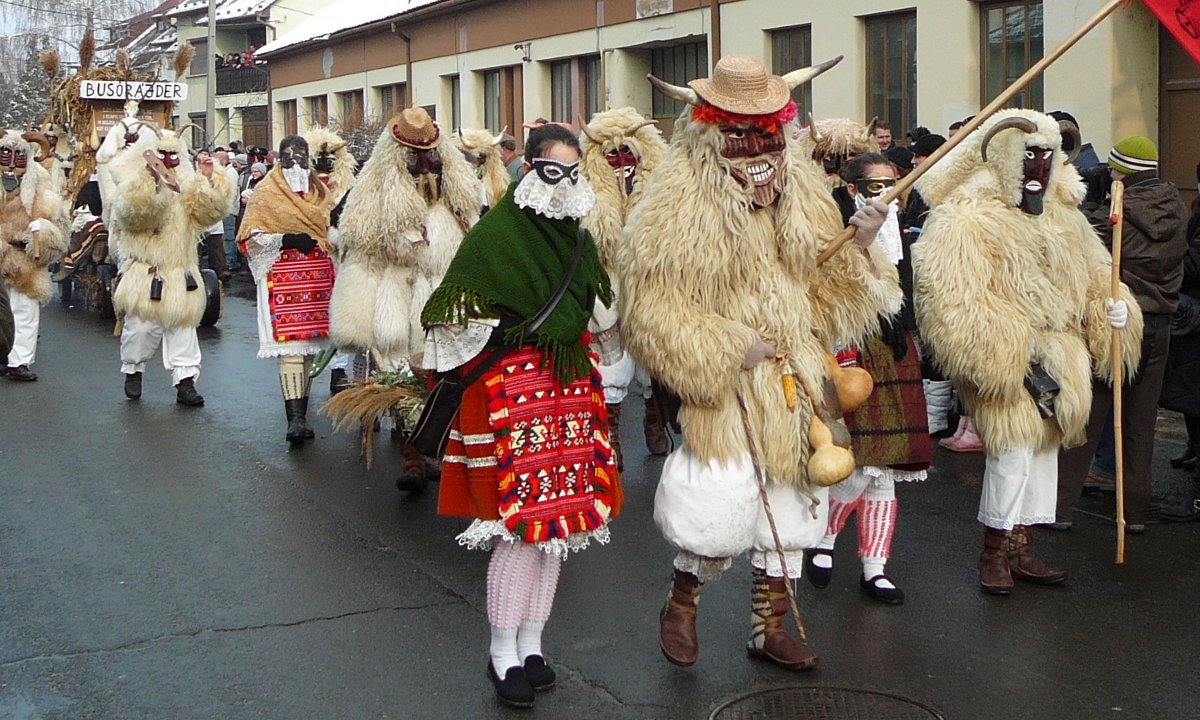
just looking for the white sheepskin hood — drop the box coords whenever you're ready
[303,125,357,205]
[915,109,1085,210]
[0,130,56,214]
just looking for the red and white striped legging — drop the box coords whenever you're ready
[824,468,897,560]
[486,539,562,629]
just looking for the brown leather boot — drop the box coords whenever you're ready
[979,527,1014,595]
[746,569,819,671]
[643,394,671,456]
[606,402,624,470]
[659,570,700,666]
[1007,525,1067,585]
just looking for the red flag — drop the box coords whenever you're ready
[1144,0,1200,65]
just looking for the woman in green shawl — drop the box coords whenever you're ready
[420,124,623,709]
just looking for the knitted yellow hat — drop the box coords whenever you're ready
[1108,135,1158,174]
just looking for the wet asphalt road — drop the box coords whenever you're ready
[1,288,1199,720]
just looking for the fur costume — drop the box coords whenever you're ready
[109,128,231,329]
[620,113,900,490]
[453,128,509,209]
[913,109,1143,455]
[797,117,880,190]
[97,108,159,236]
[329,118,481,368]
[0,131,68,303]
[579,107,667,273]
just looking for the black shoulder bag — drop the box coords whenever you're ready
[408,226,589,459]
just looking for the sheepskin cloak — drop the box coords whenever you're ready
[109,132,231,329]
[912,109,1144,454]
[329,124,482,368]
[619,116,902,489]
[0,143,67,303]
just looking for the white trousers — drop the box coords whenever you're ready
[120,314,202,385]
[654,446,828,581]
[979,446,1057,530]
[7,288,39,367]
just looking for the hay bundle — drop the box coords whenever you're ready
[174,42,195,82]
[321,371,427,468]
[39,49,59,80]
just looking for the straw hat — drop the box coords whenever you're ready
[688,56,790,116]
[389,107,442,148]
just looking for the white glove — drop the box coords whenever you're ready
[27,219,41,233]
[1106,299,1128,329]
[742,337,777,369]
[849,199,888,248]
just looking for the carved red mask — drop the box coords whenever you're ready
[0,147,28,192]
[158,150,181,169]
[605,144,638,195]
[1020,146,1054,215]
[720,124,786,208]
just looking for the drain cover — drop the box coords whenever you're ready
[709,686,945,720]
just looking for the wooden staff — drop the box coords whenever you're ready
[1109,180,1127,564]
[29,224,42,263]
[734,388,808,642]
[816,0,1130,266]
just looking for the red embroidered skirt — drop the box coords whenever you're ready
[841,333,933,470]
[267,248,335,342]
[437,346,623,544]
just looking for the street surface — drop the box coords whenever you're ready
[1,289,1198,719]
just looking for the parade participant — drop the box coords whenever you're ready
[577,107,669,466]
[800,116,880,196]
[302,127,358,395]
[330,107,481,489]
[36,122,71,195]
[913,110,1143,594]
[238,135,336,444]
[804,153,930,605]
[0,130,67,382]
[619,56,900,671]
[421,123,621,708]
[109,126,231,405]
[454,127,510,211]
[1057,135,1189,532]
[96,104,157,231]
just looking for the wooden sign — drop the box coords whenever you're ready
[92,103,171,139]
[80,80,188,102]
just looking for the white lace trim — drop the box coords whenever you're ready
[673,551,733,584]
[513,172,596,220]
[422,320,498,372]
[456,519,611,560]
[861,465,928,483]
[246,230,282,283]
[979,514,1056,531]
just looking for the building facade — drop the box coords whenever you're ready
[256,0,1194,195]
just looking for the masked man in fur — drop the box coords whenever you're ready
[303,127,360,396]
[578,107,671,467]
[619,56,901,671]
[799,116,880,219]
[238,134,337,444]
[454,127,510,212]
[0,130,67,381]
[912,110,1143,595]
[109,127,231,406]
[330,107,481,489]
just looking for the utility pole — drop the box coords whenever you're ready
[205,0,216,147]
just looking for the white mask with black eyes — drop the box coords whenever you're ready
[514,157,596,219]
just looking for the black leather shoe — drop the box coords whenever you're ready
[860,574,905,605]
[523,654,556,691]
[284,399,307,444]
[175,377,205,406]
[6,364,37,382]
[124,372,143,399]
[803,549,833,589]
[487,661,534,708]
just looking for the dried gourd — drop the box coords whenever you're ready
[824,352,873,413]
[806,412,856,487]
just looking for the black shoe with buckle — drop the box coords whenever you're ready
[803,548,833,589]
[523,654,555,691]
[487,661,534,708]
[124,372,143,400]
[860,574,905,605]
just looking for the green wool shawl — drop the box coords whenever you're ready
[422,183,613,386]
